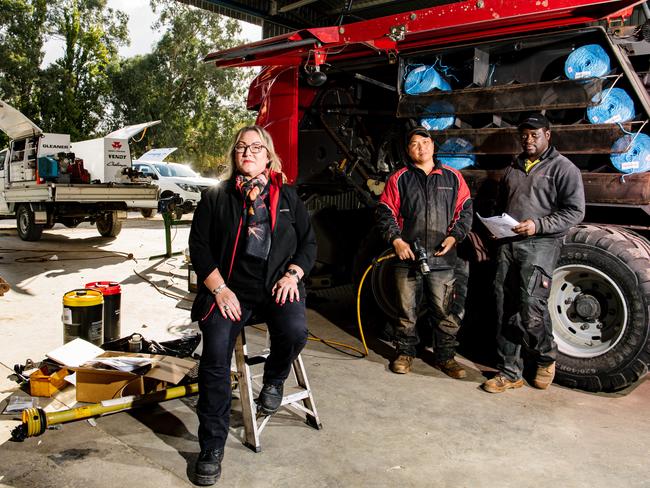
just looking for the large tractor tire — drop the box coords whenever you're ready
[550,224,650,392]
[16,204,43,241]
[96,211,122,238]
[369,248,401,320]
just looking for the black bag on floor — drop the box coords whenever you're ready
[101,332,201,358]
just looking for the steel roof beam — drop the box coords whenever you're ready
[279,0,319,13]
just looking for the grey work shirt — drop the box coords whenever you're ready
[499,146,585,237]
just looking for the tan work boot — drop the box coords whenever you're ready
[434,358,467,379]
[533,362,556,389]
[482,374,524,393]
[390,354,413,374]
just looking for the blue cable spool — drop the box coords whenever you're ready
[437,137,476,170]
[565,44,610,80]
[420,101,455,130]
[587,88,635,124]
[610,133,650,174]
[404,64,451,95]
[421,115,455,131]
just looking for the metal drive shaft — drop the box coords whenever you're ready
[12,383,199,441]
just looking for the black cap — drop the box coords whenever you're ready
[518,113,550,130]
[407,126,431,144]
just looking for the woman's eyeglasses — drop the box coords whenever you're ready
[234,142,266,154]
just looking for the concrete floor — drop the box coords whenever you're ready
[0,215,649,488]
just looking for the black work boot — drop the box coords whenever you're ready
[194,448,224,486]
[257,383,284,415]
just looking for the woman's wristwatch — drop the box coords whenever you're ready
[285,268,300,282]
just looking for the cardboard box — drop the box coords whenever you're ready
[29,367,70,397]
[73,351,195,403]
[74,369,145,403]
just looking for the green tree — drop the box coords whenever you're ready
[39,0,128,140]
[0,0,47,146]
[109,0,255,175]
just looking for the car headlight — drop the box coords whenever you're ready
[176,183,200,193]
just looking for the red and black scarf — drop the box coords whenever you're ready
[235,170,271,260]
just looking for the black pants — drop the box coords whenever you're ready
[197,297,308,450]
[494,237,561,380]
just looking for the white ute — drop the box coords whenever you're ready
[0,100,159,241]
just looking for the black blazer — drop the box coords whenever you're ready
[189,171,317,321]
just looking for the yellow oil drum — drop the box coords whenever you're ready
[62,289,104,346]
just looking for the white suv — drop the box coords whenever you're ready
[132,161,219,217]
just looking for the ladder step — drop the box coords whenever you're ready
[281,390,311,404]
[234,327,321,453]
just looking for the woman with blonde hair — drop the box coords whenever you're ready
[189,125,316,485]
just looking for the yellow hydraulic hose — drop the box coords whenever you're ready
[13,383,199,441]
[355,252,396,356]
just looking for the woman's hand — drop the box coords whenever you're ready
[215,287,242,321]
[272,275,300,304]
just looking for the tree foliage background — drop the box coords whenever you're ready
[0,0,255,174]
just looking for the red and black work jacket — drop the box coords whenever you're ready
[376,160,473,270]
[189,170,316,322]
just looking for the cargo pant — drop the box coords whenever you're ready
[394,266,460,361]
[494,237,561,381]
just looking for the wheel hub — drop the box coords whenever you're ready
[549,264,627,358]
[574,294,601,321]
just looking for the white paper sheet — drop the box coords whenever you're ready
[477,213,520,239]
[45,338,104,367]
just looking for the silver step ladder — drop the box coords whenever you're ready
[233,325,322,452]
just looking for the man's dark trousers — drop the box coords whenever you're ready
[494,236,561,381]
[394,266,460,361]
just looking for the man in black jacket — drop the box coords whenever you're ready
[376,126,473,377]
[482,113,585,393]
